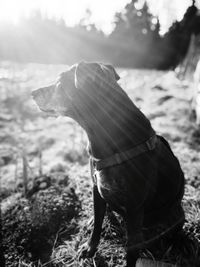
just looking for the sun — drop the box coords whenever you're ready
[0,0,38,23]
[0,0,101,26]
[0,0,82,24]
[0,0,25,23]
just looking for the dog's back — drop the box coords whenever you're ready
[144,136,184,226]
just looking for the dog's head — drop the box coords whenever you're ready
[32,62,120,117]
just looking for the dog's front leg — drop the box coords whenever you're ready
[89,185,107,250]
[79,184,106,258]
[126,209,144,267]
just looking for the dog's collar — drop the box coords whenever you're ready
[90,135,157,171]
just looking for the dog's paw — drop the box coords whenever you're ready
[78,242,97,259]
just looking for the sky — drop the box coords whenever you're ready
[0,0,199,34]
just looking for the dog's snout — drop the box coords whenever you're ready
[32,87,45,99]
[32,85,57,113]
[31,86,54,101]
[31,89,39,98]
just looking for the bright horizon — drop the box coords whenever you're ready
[0,0,199,34]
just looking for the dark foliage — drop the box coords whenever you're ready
[163,1,200,69]
[2,179,81,266]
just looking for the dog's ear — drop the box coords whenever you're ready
[75,62,103,90]
[102,64,120,81]
[75,62,120,92]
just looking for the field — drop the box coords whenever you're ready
[1,62,200,267]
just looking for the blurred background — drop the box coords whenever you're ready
[0,0,200,69]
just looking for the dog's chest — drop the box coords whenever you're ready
[94,170,127,213]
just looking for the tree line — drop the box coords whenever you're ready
[0,0,200,69]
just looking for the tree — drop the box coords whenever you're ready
[111,0,159,42]
[164,0,199,68]
[109,0,162,68]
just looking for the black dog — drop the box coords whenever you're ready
[32,62,185,266]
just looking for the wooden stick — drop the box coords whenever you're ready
[22,150,28,197]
